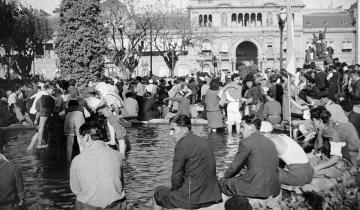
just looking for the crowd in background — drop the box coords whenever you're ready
[0,56,360,209]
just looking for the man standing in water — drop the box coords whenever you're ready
[152,114,222,210]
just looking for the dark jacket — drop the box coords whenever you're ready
[0,159,24,209]
[350,79,360,105]
[169,133,222,206]
[315,71,328,91]
[220,132,280,198]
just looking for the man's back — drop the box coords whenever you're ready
[122,97,138,117]
[222,132,280,198]
[171,133,222,206]
[70,141,124,208]
[0,159,24,208]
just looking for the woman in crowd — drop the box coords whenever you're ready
[205,79,223,132]
[243,74,265,120]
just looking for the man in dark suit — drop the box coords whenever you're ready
[153,114,222,210]
[219,115,280,198]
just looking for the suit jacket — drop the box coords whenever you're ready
[224,131,280,198]
[170,133,222,206]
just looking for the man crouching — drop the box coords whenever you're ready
[152,114,222,210]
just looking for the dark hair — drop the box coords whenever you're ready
[68,99,79,108]
[170,114,191,130]
[58,80,69,91]
[225,195,252,210]
[267,89,275,98]
[209,79,219,90]
[310,106,331,124]
[80,115,108,141]
[125,92,133,98]
[68,79,76,86]
[231,73,239,81]
[243,114,261,130]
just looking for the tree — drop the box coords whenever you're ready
[101,0,162,79]
[0,1,53,78]
[152,12,210,76]
[55,0,107,82]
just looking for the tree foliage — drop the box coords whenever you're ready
[101,0,162,78]
[55,0,107,82]
[152,11,211,76]
[0,0,53,78]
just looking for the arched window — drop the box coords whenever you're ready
[199,15,203,27]
[204,15,208,27]
[209,15,212,27]
[257,13,262,26]
[238,13,243,26]
[231,13,237,24]
[244,13,249,26]
[250,13,256,26]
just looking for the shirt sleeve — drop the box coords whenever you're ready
[171,143,186,190]
[330,141,346,157]
[70,160,81,195]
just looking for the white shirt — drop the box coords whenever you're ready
[30,91,48,114]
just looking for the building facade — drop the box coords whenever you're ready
[139,0,357,77]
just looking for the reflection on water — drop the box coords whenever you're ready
[4,125,241,209]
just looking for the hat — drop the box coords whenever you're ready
[225,195,252,210]
[260,121,273,133]
[85,96,102,110]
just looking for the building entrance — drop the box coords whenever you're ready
[236,41,258,69]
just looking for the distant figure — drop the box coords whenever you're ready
[121,92,138,120]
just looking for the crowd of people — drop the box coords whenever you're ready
[0,57,360,209]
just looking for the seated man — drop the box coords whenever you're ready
[260,121,314,186]
[219,115,280,198]
[70,121,126,209]
[0,128,25,210]
[153,114,222,210]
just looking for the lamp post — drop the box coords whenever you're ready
[277,11,287,70]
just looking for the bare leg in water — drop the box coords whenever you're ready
[66,135,74,162]
[27,132,38,150]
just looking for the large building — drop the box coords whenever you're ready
[139,0,358,77]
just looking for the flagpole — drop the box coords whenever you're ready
[286,1,293,139]
[288,73,292,139]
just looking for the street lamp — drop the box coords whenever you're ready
[277,11,287,70]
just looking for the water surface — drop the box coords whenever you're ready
[4,125,240,209]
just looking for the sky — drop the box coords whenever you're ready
[20,0,356,15]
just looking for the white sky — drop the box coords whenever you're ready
[20,0,356,15]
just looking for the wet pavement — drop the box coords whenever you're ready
[4,125,240,209]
